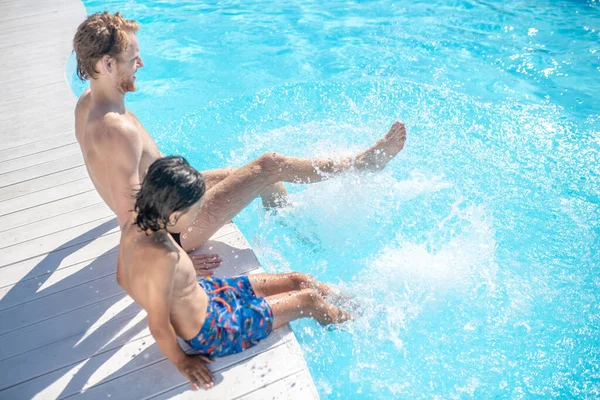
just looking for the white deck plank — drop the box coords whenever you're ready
[3,76,75,101]
[0,326,293,400]
[0,19,83,52]
[67,327,298,400]
[0,153,84,188]
[0,0,84,22]
[0,272,124,336]
[238,369,320,400]
[0,178,96,216]
[0,202,113,249]
[157,329,318,400]
[0,133,75,162]
[0,92,73,117]
[0,142,81,174]
[0,290,136,362]
[0,298,149,392]
[0,232,120,291]
[0,190,104,232]
[0,217,120,267]
[0,118,75,151]
[0,166,89,202]
[0,89,75,114]
[0,130,76,153]
[0,250,118,311]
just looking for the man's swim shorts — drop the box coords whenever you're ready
[184,275,274,357]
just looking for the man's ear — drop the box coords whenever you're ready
[101,55,113,74]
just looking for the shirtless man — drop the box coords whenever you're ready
[73,12,406,273]
[119,156,352,389]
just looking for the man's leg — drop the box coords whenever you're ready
[181,121,406,249]
[201,168,289,209]
[181,168,287,253]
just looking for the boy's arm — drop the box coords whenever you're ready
[145,252,214,390]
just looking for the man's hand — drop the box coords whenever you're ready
[176,354,215,390]
[190,253,222,276]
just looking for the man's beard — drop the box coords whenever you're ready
[117,70,136,93]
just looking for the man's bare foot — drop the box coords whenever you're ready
[353,121,407,171]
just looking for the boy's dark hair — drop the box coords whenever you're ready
[134,156,205,232]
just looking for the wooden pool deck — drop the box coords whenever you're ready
[0,1,319,398]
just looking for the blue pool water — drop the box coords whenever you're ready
[72,0,599,397]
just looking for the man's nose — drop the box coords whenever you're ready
[138,57,144,68]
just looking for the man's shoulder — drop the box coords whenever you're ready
[75,88,92,110]
[97,111,137,135]
[88,112,141,150]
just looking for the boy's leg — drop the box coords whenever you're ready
[265,288,352,329]
[181,121,406,249]
[248,272,331,298]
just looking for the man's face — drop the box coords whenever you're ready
[115,32,144,93]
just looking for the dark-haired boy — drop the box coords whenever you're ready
[117,156,352,390]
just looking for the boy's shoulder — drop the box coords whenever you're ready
[127,232,181,273]
[144,236,180,261]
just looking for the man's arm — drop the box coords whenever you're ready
[145,251,215,390]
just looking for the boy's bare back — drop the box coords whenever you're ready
[117,220,209,340]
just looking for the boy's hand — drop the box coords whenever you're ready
[190,253,222,276]
[176,355,215,390]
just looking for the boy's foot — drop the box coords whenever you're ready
[325,285,354,305]
[320,304,354,326]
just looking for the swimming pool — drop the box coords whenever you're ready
[72,0,599,397]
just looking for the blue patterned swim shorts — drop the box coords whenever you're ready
[184,275,274,357]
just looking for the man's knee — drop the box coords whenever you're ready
[257,152,286,177]
[202,167,236,189]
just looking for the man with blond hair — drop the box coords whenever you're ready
[73,12,406,274]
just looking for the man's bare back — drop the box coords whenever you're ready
[75,88,162,228]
